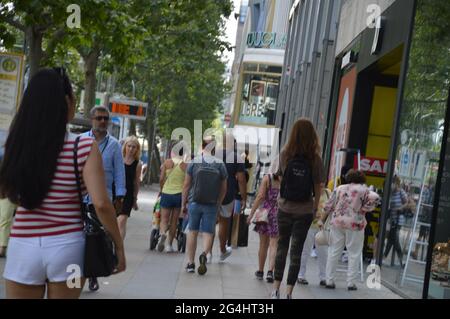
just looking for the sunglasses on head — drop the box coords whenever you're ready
[94,116,109,122]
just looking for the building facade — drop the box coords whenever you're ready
[276,0,342,148]
[228,0,291,191]
[325,0,450,299]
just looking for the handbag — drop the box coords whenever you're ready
[73,136,118,278]
[252,175,273,225]
[237,212,249,247]
[315,214,331,246]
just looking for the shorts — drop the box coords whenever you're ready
[160,193,182,209]
[3,231,85,285]
[219,201,235,218]
[188,202,218,234]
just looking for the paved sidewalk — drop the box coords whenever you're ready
[0,185,402,299]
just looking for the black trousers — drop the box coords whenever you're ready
[384,223,403,266]
[274,210,313,286]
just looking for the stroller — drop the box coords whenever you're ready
[149,194,187,253]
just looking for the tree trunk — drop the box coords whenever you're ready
[82,47,101,117]
[26,27,43,78]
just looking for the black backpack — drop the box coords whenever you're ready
[192,160,223,205]
[280,155,313,202]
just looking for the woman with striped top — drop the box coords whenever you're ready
[0,68,125,299]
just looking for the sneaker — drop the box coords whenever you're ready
[266,271,274,283]
[165,244,174,253]
[255,271,264,280]
[341,251,348,263]
[297,278,309,285]
[310,249,317,258]
[206,252,212,264]
[319,280,327,287]
[88,277,99,291]
[270,290,280,299]
[325,282,336,289]
[157,234,167,252]
[220,246,232,262]
[186,263,195,273]
[348,284,358,291]
[198,253,207,275]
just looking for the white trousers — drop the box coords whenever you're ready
[325,225,364,286]
[298,226,327,281]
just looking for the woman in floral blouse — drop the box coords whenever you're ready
[319,169,380,291]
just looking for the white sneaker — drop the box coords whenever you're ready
[165,244,174,253]
[206,253,213,264]
[341,251,348,263]
[270,290,280,299]
[310,249,318,258]
[220,247,232,262]
[157,234,167,252]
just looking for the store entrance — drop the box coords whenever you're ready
[347,45,403,261]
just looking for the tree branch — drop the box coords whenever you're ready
[2,15,26,32]
[42,27,66,61]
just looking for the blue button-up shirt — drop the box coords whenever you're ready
[81,130,126,202]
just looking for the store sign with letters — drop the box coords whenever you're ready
[246,32,287,49]
[356,156,388,176]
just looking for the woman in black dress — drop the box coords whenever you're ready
[118,136,142,239]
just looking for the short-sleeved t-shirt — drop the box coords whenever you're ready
[277,150,325,215]
[187,155,228,203]
[215,149,245,205]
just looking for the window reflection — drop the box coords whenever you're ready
[382,0,450,299]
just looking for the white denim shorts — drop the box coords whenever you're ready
[3,231,85,285]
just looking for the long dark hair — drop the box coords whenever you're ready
[283,118,321,163]
[0,68,73,209]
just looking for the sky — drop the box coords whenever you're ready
[222,0,242,69]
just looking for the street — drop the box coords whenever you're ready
[0,185,402,299]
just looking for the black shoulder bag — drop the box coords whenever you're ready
[73,136,118,278]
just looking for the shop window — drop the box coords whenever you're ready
[243,63,258,72]
[238,73,280,126]
[381,0,450,299]
[259,64,283,74]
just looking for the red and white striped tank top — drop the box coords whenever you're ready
[11,133,94,238]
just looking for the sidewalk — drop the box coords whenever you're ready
[0,185,402,299]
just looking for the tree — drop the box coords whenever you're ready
[66,0,145,116]
[0,0,72,77]
[114,0,232,183]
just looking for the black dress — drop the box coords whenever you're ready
[122,160,138,217]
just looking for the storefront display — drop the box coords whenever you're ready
[236,63,281,127]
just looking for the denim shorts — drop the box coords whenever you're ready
[160,193,182,209]
[188,202,218,234]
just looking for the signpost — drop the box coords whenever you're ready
[0,52,25,155]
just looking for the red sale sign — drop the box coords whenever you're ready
[355,156,388,176]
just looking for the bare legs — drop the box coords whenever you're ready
[117,215,128,240]
[6,279,86,299]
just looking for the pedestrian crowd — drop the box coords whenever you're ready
[0,68,381,299]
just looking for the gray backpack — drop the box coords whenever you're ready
[192,161,222,205]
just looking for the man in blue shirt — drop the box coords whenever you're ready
[82,106,126,291]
